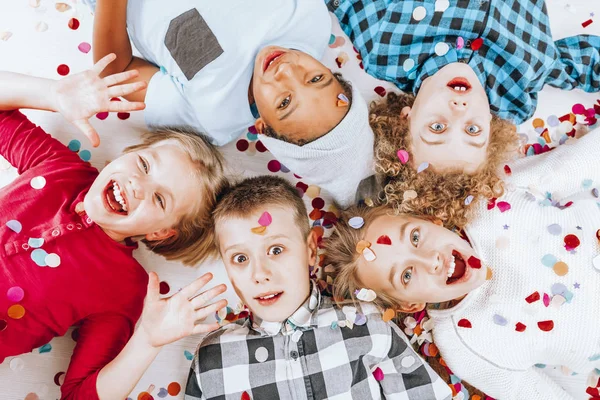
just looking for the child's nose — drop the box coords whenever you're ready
[130,178,145,200]
[252,260,272,283]
[449,99,468,111]
[419,252,441,274]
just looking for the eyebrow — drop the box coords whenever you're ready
[420,135,486,148]
[149,149,173,211]
[222,233,290,253]
[399,220,410,243]
[389,264,398,290]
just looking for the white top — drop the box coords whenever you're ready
[429,129,600,400]
[126,0,331,145]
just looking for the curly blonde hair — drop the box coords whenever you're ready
[371,92,519,230]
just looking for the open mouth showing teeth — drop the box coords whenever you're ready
[104,180,128,215]
[446,250,467,285]
[263,51,284,72]
[255,292,283,304]
[447,77,472,93]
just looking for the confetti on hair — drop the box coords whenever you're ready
[376,235,392,245]
[348,216,364,229]
[403,190,417,201]
[251,226,267,235]
[355,288,377,302]
[258,211,272,227]
[467,256,481,269]
[396,149,409,164]
[362,247,377,262]
[464,195,474,205]
[355,240,371,254]
[416,162,429,173]
[337,93,349,108]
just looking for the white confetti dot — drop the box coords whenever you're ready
[30,176,46,189]
[434,0,449,12]
[10,357,24,371]
[401,356,415,368]
[255,347,269,363]
[45,253,61,268]
[348,216,365,229]
[412,6,427,21]
[434,42,450,56]
[593,255,600,271]
[402,59,415,72]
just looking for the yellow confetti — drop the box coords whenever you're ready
[250,226,266,235]
[55,2,72,11]
[486,267,493,280]
[382,308,395,322]
[355,240,371,254]
[305,185,320,199]
[0,31,13,41]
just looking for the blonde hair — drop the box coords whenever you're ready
[124,129,227,265]
[324,205,401,310]
[212,176,310,249]
[371,92,519,230]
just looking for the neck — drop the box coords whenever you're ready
[77,201,131,244]
[431,294,467,311]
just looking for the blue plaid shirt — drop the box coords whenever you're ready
[327,0,600,124]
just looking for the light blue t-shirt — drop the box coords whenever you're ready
[126,0,332,145]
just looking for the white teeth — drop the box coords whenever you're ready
[447,255,456,278]
[454,86,460,91]
[461,87,466,91]
[111,181,127,211]
[260,294,277,300]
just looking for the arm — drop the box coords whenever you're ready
[92,0,158,102]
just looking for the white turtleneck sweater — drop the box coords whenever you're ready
[429,128,600,400]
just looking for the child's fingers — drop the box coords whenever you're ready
[92,53,117,75]
[190,284,227,310]
[72,120,100,148]
[107,81,147,99]
[102,69,139,87]
[194,300,228,323]
[192,322,220,335]
[180,273,214,299]
[145,271,161,304]
[107,100,146,113]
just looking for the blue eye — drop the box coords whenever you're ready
[139,156,149,173]
[410,229,420,247]
[429,123,446,133]
[466,124,482,135]
[402,267,413,285]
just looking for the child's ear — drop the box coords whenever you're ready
[400,106,411,119]
[397,301,426,313]
[145,228,177,242]
[306,229,319,267]
[254,118,266,134]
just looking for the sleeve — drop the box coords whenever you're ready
[144,70,202,132]
[551,35,600,93]
[507,126,600,201]
[0,110,82,174]
[377,322,452,400]
[184,353,205,400]
[60,313,136,400]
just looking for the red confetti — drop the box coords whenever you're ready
[68,18,80,30]
[487,198,497,210]
[236,139,249,152]
[167,382,181,396]
[564,234,580,251]
[159,281,170,295]
[53,371,65,386]
[515,322,526,332]
[457,318,472,328]
[467,256,481,269]
[537,320,554,332]
[0,319,6,332]
[374,86,387,97]
[255,140,267,152]
[582,19,593,28]
[117,112,130,120]
[267,160,281,173]
[563,201,573,208]
[372,367,384,381]
[586,387,600,397]
[312,197,325,210]
[503,165,511,175]
[470,37,484,51]
[309,209,323,221]
[596,229,600,241]
[57,64,70,76]
[241,391,251,400]
[96,112,108,120]
[496,201,511,213]
[376,235,392,245]
[525,291,540,303]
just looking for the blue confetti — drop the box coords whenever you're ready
[582,179,593,189]
[246,132,258,141]
[6,220,22,233]
[79,150,91,162]
[551,283,567,296]
[28,237,44,248]
[157,388,168,398]
[39,343,52,353]
[31,248,48,266]
[328,34,335,45]
[184,350,193,360]
[68,139,81,152]
[493,314,508,326]
[541,254,557,268]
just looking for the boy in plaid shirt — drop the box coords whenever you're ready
[327,0,600,174]
[184,176,451,400]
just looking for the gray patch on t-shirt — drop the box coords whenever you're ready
[165,9,224,81]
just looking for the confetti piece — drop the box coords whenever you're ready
[537,320,554,332]
[457,318,472,328]
[403,190,417,201]
[6,220,22,233]
[78,42,91,53]
[553,261,569,276]
[57,64,70,76]
[55,2,71,11]
[96,112,109,120]
[504,165,512,175]
[335,52,349,68]
[435,0,449,12]
[250,226,266,235]
[412,6,427,21]
[551,294,566,308]
[184,350,193,360]
[493,314,507,326]
[255,346,268,362]
[373,366,384,381]
[382,308,395,322]
[593,255,600,271]
[515,322,526,332]
[159,281,170,295]
[31,249,48,266]
[593,188,599,198]
[305,185,320,198]
[355,313,367,325]
[157,388,168,398]
[564,234,580,251]
[547,224,562,236]
[464,195,474,205]
[68,18,80,30]
[30,176,46,189]
[376,235,392,245]
[0,31,13,41]
[38,343,52,354]
[417,162,429,173]
[467,256,481,269]
[470,37,483,51]
[402,59,415,72]
[45,253,61,268]
[10,357,24,371]
[258,211,272,227]
[541,254,557,267]
[486,267,492,280]
[348,216,364,229]
[582,19,593,28]
[117,112,130,120]
[526,291,541,303]
[362,247,377,261]
[7,286,24,302]
[496,201,511,212]
[456,36,464,49]
[356,240,371,254]
[356,288,377,302]
[434,42,450,56]
[374,86,386,97]
[543,293,551,307]
[8,304,25,319]
[28,238,44,248]
[401,355,415,368]
[397,149,409,164]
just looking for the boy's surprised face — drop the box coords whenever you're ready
[252,46,348,145]
[216,206,317,323]
[84,141,200,243]
[405,63,492,174]
[356,214,487,312]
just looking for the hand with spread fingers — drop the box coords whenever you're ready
[49,53,147,147]
[139,271,228,348]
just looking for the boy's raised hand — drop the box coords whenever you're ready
[50,53,147,147]
[139,272,228,348]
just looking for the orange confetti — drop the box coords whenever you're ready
[8,304,25,319]
[309,208,323,220]
[553,261,569,276]
[55,2,71,11]
[137,392,152,400]
[382,308,395,322]
[167,382,181,396]
[250,226,266,235]
[428,343,439,357]
[355,240,371,254]
[336,99,349,107]
[486,267,493,280]
[532,118,544,129]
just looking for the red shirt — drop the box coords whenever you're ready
[0,111,148,399]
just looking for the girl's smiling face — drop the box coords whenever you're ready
[356,214,487,312]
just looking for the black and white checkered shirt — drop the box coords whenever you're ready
[185,283,451,400]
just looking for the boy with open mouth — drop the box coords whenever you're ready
[184,176,451,400]
[326,127,600,399]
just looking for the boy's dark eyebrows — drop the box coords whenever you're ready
[279,103,299,121]
[319,77,334,89]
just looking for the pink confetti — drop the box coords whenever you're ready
[373,367,384,381]
[78,42,91,54]
[496,201,511,213]
[572,104,586,114]
[96,112,109,120]
[396,149,409,164]
[258,212,272,227]
[456,37,464,49]
[543,293,550,307]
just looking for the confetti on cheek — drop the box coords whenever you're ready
[515,322,526,332]
[537,320,554,332]
[78,42,91,53]
[355,240,371,254]
[6,220,22,233]
[376,235,392,245]
[356,288,377,302]
[258,212,272,227]
[362,247,377,261]
[373,366,384,381]
[382,308,395,322]
[467,256,481,269]
[57,64,70,76]
[396,149,409,164]
[457,318,472,328]
[564,234,580,251]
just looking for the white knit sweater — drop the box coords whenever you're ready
[429,129,600,400]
